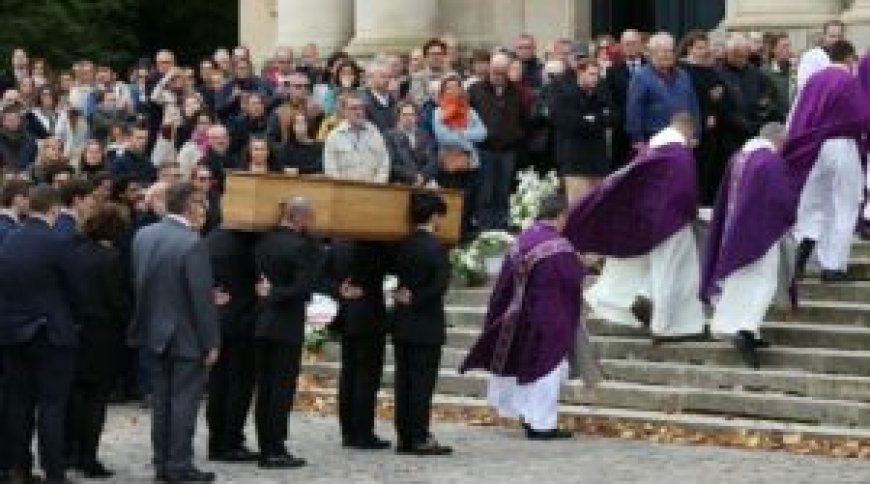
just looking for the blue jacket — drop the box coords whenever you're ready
[0,218,79,347]
[626,65,701,143]
[431,107,487,169]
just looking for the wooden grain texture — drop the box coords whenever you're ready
[221,172,463,244]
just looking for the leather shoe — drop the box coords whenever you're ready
[258,454,307,469]
[821,270,849,283]
[78,460,115,479]
[164,468,215,483]
[344,435,391,450]
[630,296,653,328]
[208,447,258,462]
[734,330,761,370]
[397,438,453,456]
[526,428,573,440]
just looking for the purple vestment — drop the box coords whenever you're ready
[459,223,587,385]
[700,147,793,303]
[562,143,697,257]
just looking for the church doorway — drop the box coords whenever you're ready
[591,0,726,40]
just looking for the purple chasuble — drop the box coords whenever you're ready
[700,148,793,303]
[784,66,870,186]
[459,223,586,385]
[563,143,697,257]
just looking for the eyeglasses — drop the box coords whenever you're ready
[290,83,309,88]
[196,175,212,181]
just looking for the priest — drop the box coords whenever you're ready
[700,123,794,369]
[791,41,867,282]
[459,193,600,440]
[564,112,706,342]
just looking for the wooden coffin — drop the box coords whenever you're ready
[221,172,463,244]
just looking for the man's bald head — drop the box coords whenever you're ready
[621,30,643,59]
[279,196,315,230]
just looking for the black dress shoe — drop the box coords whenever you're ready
[630,296,653,328]
[164,468,216,483]
[79,460,115,479]
[821,270,849,283]
[7,468,43,484]
[526,428,573,440]
[258,454,307,469]
[734,331,761,370]
[345,435,391,450]
[397,440,453,456]
[794,239,816,280]
[209,447,258,462]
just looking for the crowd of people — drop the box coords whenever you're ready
[0,17,864,484]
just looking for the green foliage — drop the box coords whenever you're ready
[0,0,239,71]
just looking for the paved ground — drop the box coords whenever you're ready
[83,404,870,483]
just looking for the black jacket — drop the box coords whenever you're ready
[550,79,614,176]
[0,218,79,347]
[362,88,397,132]
[468,81,526,151]
[254,228,326,344]
[384,129,439,184]
[274,140,324,175]
[202,149,241,194]
[603,59,644,167]
[392,229,450,346]
[208,229,259,338]
[333,242,392,337]
[69,240,131,381]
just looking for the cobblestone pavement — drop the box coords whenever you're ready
[82,404,870,484]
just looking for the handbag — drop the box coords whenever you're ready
[439,147,472,173]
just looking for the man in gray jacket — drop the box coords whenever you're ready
[129,182,221,483]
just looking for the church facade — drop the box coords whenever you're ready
[240,0,870,61]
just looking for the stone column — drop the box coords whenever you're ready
[276,0,354,54]
[842,0,870,48]
[346,0,440,55]
[725,0,840,29]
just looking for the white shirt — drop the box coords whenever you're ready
[167,214,192,229]
[796,47,831,92]
[648,126,688,149]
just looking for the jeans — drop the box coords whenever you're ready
[477,150,516,231]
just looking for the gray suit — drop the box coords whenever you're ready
[129,217,220,476]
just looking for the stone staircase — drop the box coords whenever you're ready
[303,240,870,441]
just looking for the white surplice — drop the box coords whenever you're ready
[487,359,569,432]
[585,226,705,337]
[794,138,863,271]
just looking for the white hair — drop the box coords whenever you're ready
[647,32,675,51]
[759,122,786,143]
[726,34,751,51]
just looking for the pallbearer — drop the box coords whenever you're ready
[460,194,600,440]
[564,113,706,342]
[701,123,794,369]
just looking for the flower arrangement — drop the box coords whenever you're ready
[304,293,337,352]
[450,231,515,287]
[510,169,560,230]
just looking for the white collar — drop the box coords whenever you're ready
[741,137,776,154]
[648,126,687,149]
[167,214,192,228]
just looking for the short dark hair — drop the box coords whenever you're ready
[423,38,448,56]
[827,40,856,63]
[165,182,198,215]
[0,179,30,208]
[394,99,418,117]
[59,178,95,207]
[45,163,75,185]
[678,30,709,58]
[471,49,491,64]
[536,192,567,221]
[82,202,129,242]
[409,191,447,225]
[822,20,846,35]
[28,184,60,214]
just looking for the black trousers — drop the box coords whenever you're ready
[67,378,113,467]
[206,337,255,454]
[338,333,385,443]
[0,347,8,472]
[254,340,302,457]
[149,353,206,476]
[393,343,441,447]
[3,331,75,481]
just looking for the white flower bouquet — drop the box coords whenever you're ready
[510,169,560,230]
[450,231,516,287]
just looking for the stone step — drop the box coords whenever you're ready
[299,385,870,444]
[598,360,870,402]
[446,302,870,329]
[444,320,870,352]
[303,361,870,427]
[323,339,870,381]
[797,280,870,304]
[769,301,870,326]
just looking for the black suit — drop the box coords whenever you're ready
[0,212,18,474]
[67,240,131,468]
[253,228,325,457]
[205,230,259,456]
[0,218,78,482]
[603,58,643,168]
[334,241,391,444]
[392,229,450,447]
[384,129,439,185]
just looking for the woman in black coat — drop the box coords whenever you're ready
[549,58,614,203]
[68,202,131,478]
